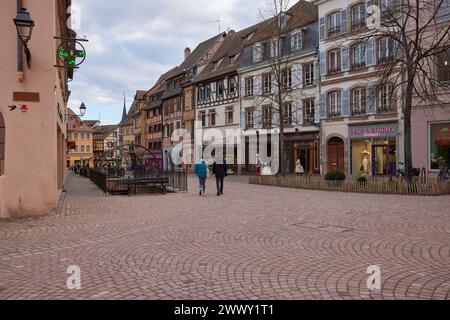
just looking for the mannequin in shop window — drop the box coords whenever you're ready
[295,158,305,175]
[361,150,371,176]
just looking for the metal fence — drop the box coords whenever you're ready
[87,169,188,195]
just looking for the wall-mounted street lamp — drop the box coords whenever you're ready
[13,7,34,69]
[66,102,87,122]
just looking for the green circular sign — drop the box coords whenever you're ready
[57,40,86,67]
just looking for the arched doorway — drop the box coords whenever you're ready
[327,137,345,173]
[0,112,5,175]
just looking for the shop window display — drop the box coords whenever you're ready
[430,122,450,170]
[351,139,397,176]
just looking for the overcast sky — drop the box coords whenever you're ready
[68,0,277,125]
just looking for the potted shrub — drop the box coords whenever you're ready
[325,171,346,181]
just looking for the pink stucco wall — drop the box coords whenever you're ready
[0,0,68,218]
[412,106,450,173]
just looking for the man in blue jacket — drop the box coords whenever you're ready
[194,159,208,196]
[212,160,227,196]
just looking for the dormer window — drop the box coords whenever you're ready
[244,32,255,43]
[291,31,303,51]
[213,58,223,70]
[278,12,289,29]
[229,52,240,64]
[253,43,263,63]
[271,39,280,58]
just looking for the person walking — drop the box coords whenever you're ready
[194,159,208,196]
[212,159,228,196]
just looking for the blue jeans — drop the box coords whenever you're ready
[198,177,206,192]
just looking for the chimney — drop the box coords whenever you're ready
[184,47,191,60]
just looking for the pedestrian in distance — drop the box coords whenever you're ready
[212,159,228,196]
[194,159,208,196]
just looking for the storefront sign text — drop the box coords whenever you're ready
[349,124,398,139]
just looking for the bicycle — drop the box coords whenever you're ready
[438,165,450,181]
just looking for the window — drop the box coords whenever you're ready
[271,39,279,58]
[291,32,303,51]
[379,83,395,113]
[327,12,341,38]
[86,145,90,153]
[351,87,366,115]
[253,43,263,63]
[352,42,366,69]
[437,0,450,22]
[228,78,237,95]
[282,68,292,90]
[199,111,206,128]
[205,85,211,100]
[230,53,240,64]
[246,108,254,129]
[429,122,450,170]
[328,49,341,73]
[283,103,293,126]
[185,90,192,110]
[351,3,366,31]
[74,132,78,139]
[379,37,395,63]
[380,0,396,20]
[198,85,205,101]
[303,99,315,124]
[81,132,85,140]
[263,73,272,94]
[304,63,315,86]
[81,145,85,153]
[437,47,450,83]
[245,77,254,96]
[209,110,216,127]
[328,91,342,117]
[68,132,72,139]
[226,107,234,125]
[216,81,225,98]
[262,105,272,128]
[0,112,4,176]
[164,124,170,138]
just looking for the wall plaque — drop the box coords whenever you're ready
[13,92,40,102]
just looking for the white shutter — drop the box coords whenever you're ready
[254,74,262,96]
[314,96,320,124]
[296,99,303,126]
[292,63,303,89]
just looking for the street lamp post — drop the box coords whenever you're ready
[66,103,87,122]
[13,7,34,69]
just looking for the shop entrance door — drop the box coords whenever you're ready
[327,137,345,173]
[372,145,389,176]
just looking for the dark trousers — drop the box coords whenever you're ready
[216,176,224,193]
[198,177,206,192]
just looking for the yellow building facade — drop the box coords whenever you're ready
[67,110,94,168]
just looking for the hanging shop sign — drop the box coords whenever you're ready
[349,123,399,139]
[54,37,88,69]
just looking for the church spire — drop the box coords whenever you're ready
[120,92,127,125]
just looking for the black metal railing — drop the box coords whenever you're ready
[87,168,188,195]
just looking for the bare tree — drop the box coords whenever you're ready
[344,0,450,180]
[246,0,316,175]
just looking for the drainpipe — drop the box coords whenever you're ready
[17,0,24,82]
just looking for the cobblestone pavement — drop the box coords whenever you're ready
[0,173,450,300]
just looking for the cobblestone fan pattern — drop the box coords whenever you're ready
[0,173,449,300]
